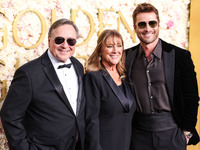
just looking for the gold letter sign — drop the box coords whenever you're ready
[13,9,47,49]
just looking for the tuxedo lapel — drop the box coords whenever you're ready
[126,45,139,78]
[70,57,83,115]
[123,80,134,108]
[100,70,130,112]
[41,51,75,115]
[162,43,175,105]
[125,46,139,96]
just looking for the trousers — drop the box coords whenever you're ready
[130,112,187,150]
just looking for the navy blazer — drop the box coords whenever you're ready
[125,39,199,145]
[1,50,85,150]
[84,69,136,150]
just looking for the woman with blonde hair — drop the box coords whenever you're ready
[84,29,136,150]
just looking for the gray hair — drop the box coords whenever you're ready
[48,18,79,38]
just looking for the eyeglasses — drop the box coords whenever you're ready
[137,21,158,29]
[54,37,77,46]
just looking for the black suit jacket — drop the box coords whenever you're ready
[1,50,85,150]
[125,39,199,145]
[84,69,136,150]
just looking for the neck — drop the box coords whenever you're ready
[105,67,116,71]
[103,63,117,72]
[140,39,158,58]
[103,64,122,86]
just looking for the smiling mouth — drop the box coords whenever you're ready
[110,55,119,59]
[59,49,72,53]
[143,32,153,37]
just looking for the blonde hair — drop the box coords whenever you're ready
[85,29,126,78]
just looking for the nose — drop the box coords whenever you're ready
[61,40,69,48]
[112,46,117,53]
[144,23,151,31]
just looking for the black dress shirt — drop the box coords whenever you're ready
[131,40,171,113]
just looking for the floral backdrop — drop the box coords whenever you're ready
[0,0,190,149]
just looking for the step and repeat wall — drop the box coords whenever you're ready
[0,0,199,149]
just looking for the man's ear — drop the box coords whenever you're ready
[133,25,136,31]
[48,37,50,45]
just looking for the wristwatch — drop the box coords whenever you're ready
[184,131,193,139]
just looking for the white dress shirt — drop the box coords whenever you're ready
[48,50,78,115]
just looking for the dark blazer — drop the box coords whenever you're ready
[125,39,199,145]
[84,69,136,150]
[1,50,85,150]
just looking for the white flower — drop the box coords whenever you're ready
[0,1,190,147]
[0,0,190,93]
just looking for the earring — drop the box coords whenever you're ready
[99,53,102,61]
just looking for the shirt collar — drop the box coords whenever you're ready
[138,39,162,59]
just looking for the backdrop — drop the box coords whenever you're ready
[0,0,199,149]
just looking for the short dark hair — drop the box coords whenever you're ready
[132,3,160,26]
[48,18,79,38]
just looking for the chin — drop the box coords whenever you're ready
[58,57,69,62]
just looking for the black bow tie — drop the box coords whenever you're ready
[58,63,72,69]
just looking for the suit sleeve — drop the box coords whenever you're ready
[1,67,32,150]
[84,72,102,150]
[181,51,199,143]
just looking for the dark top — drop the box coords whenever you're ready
[125,39,199,144]
[118,82,125,94]
[130,40,171,113]
[1,51,85,150]
[84,69,136,150]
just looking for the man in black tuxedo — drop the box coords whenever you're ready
[1,19,85,150]
[125,3,199,150]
